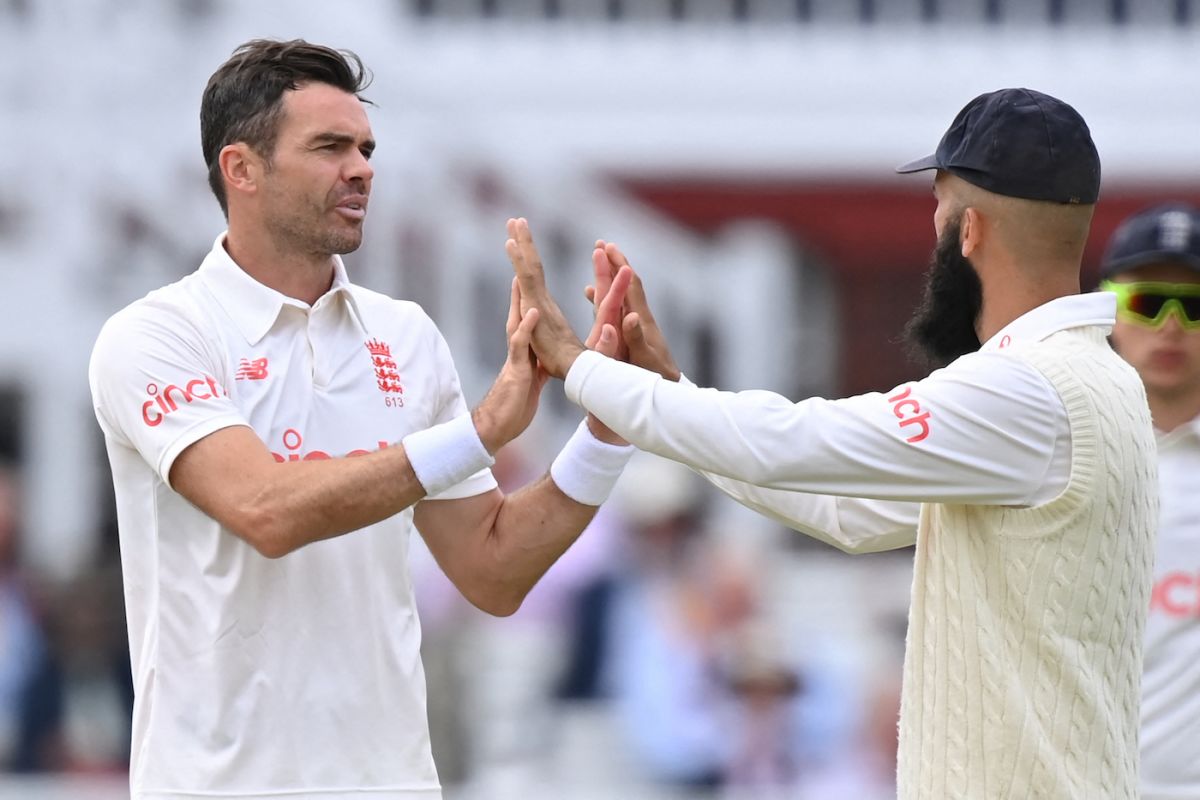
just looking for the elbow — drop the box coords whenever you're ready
[228,504,296,560]
[833,538,873,556]
[464,584,527,618]
[251,536,294,560]
[732,454,782,487]
[480,598,524,618]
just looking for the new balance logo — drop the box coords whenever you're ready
[236,357,269,381]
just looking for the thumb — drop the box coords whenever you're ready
[509,308,539,365]
[594,323,619,358]
[623,312,644,349]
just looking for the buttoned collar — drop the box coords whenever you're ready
[979,291,1117,354]
[197,232,367,346]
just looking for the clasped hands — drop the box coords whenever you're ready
[503,217,680,384]
[472,217,679,454]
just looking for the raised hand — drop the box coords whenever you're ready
[471,278,551,454]
[587,241,682,382]
[505,218,630,379]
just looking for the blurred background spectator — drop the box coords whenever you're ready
[3,1,1199,797]
[0,461,50,771]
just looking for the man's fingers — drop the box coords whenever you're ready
[513,217,546,280]
[623,312,645,347]
[508,307,540,364]
[594,323,619,358]
[592,247,614,309]
[505,237,525,277]
[597,266,633,328]
[506,218,548,299]
[603,245,653,321]
[604,242,630,269]
[623,269,652,320]
[583,267,629,350]
[506,277,521,336]
[584,285,595,303]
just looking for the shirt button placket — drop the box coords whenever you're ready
[309,303,331,390]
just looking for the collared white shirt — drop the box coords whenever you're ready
[89,234,494,799]
[1141,416,1200,798]
[564,293,1115,552]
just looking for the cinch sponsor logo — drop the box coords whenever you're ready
[1150,570,1200,618]
[269,428,390,462]
[887,385,932,443]
[141,377,226,427]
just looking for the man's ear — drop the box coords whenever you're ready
[960,206,984,258]
[218,142,261,202]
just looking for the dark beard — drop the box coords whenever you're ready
[903,219,983,370]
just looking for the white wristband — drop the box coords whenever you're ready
[402,414,495,497]
[550,420,636,507]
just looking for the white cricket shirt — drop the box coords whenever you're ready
[1141,417,1200,799]
[567,292,1156,799]
[565,293,1113,547]
[88,234,495,800]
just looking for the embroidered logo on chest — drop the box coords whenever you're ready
[365,339,405,402]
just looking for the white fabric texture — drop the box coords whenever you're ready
[898,327,1156,799]
[1140,418,1200,799]
[549,419,636,506]
[88,233,496,799]
[564,292,1157,799]
[402,412,494,497]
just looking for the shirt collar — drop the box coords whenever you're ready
[198,232,367,346]
[1157,412,1200,446]
[978,292,1116,354]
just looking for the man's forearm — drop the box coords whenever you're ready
[212,443,427,558]
[479,475,600,608]
[199,416,493,559]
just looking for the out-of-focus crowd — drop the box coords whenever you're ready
[0,461,131,774]
[0,433,911,798]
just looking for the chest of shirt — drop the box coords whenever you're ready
[217,305,438,457]
[1148,441,1200,623]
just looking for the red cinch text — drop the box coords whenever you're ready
[1151,570,1200,618]
[887,385,932,444]
[270,428,391,462]
[141,377,226,427]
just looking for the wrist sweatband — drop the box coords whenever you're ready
[402,414,495,497]
[550,420,636,506]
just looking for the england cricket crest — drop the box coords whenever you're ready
[365,339,404,397]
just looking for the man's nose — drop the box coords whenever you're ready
[347,150,374,183]
[1159,308,1188,337]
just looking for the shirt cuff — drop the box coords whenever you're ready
[563,349,609,407]
[565,350,693,413]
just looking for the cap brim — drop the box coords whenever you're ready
[1101,251,1200,279]
[895,154,942,174]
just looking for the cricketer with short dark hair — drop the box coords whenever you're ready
[89,38,636,800]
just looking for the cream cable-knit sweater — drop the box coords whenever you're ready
[898,327,1157,799]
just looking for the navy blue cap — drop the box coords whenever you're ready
[1100,204,1200,278]
[897,88,1100,205]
